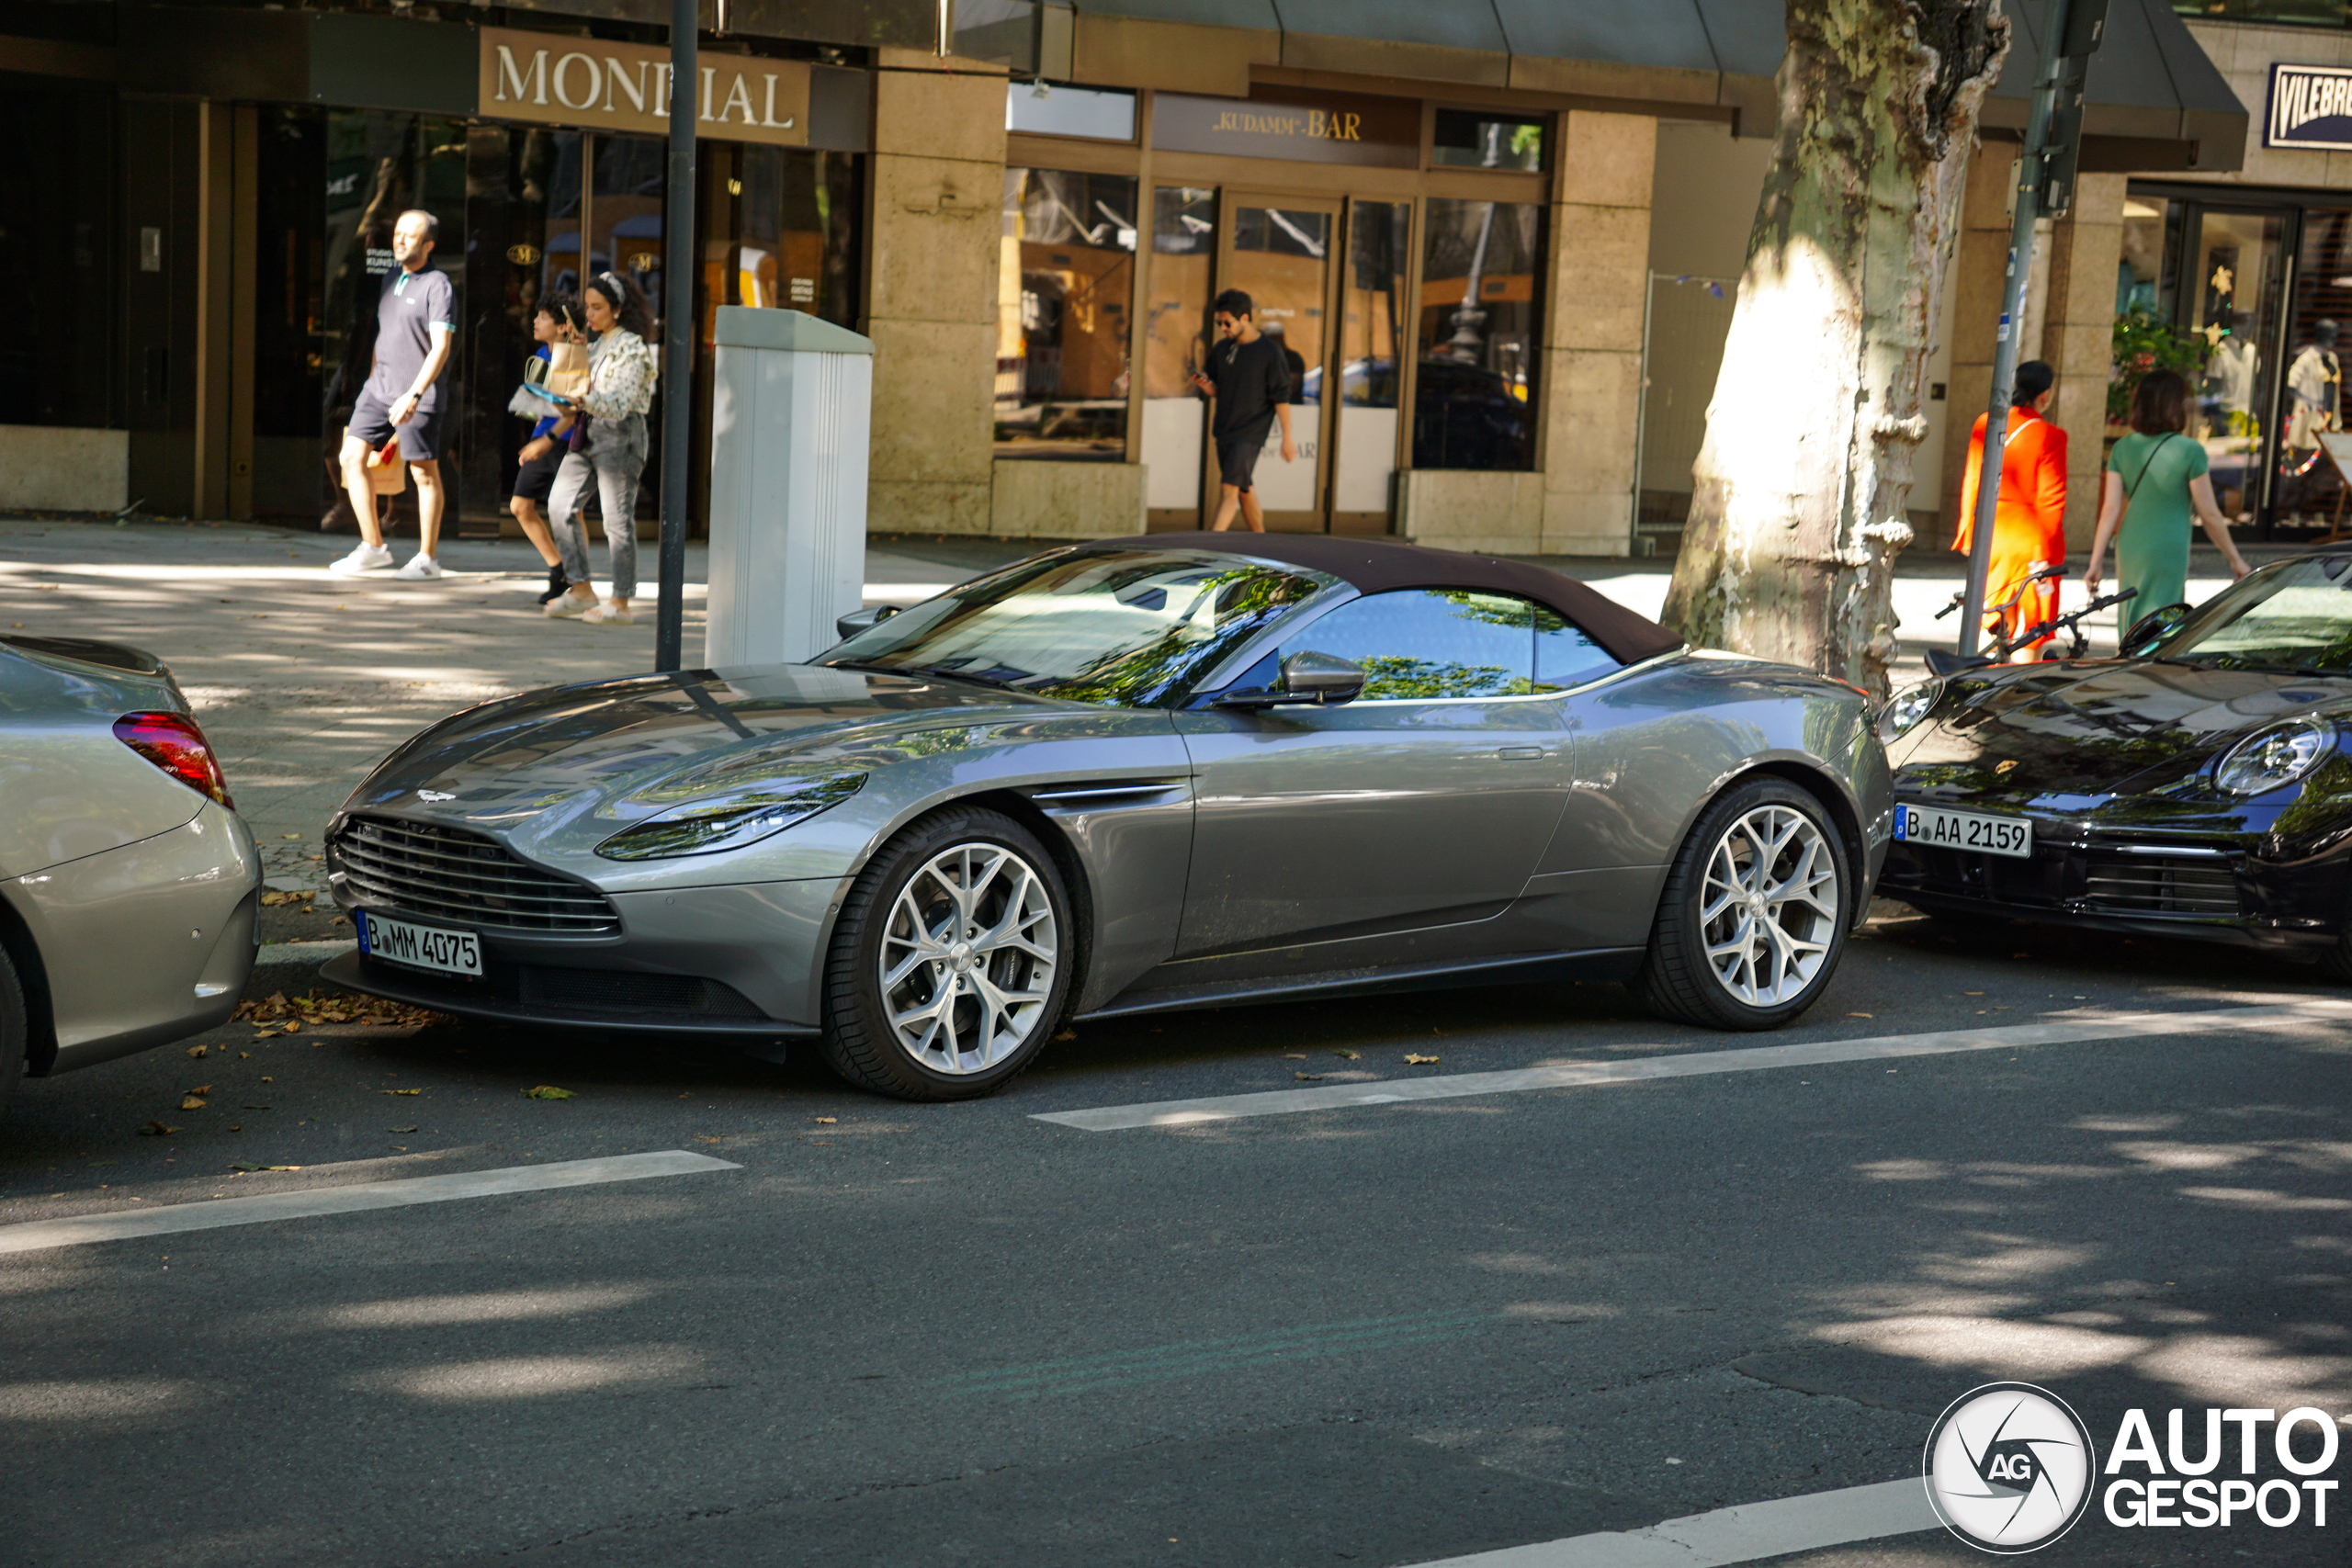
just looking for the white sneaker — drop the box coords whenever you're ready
[544,588,594,619]
[582,603,634,626]
[329,543,394,575]
[393,554,444,581]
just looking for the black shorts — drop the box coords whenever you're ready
[1216,427,1269,491]
[511,443,563,506]
[348,387,440,462]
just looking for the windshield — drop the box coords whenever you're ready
[2157,556,2352,674]
[820,548,1337,707]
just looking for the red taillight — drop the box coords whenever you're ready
[113,711,234,808]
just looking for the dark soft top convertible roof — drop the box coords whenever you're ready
[1083,532,1687,668]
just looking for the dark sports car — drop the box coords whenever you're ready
[320,535,1891,1100]
[1879,550,2352,972]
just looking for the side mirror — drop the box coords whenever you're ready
[834,604,900,641]
[1279,650,1366,705]
[2120,602,2191,659]
[1213,650,1368,709]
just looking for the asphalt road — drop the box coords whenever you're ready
[1,908,2346,1568]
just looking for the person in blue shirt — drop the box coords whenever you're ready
[509,293,586,605]
[330,209,457,580]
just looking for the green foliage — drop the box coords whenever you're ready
[2110,310,2209,424]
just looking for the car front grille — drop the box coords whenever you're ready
[333,816,620,934]
[2081,855,2241,917]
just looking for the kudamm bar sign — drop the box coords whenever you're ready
[2267,62,2352,151]
[479,27,808,146]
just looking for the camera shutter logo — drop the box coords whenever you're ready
[1923,1382,2098,1553]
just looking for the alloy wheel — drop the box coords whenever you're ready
[1697,804,1841,1008]
[878,840,1060,1075]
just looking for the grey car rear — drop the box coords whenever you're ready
[0,636,260,1118]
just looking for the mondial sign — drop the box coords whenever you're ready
[478,27,808,147]
[2267,62,2352,151]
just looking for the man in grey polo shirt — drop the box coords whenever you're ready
[331,209,457,581]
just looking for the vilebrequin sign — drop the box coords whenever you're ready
[478,27,809,146]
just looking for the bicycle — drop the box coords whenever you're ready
[1925,584,2138,676]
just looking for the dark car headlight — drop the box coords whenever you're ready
[1876,679,1943,743]
[594,773,865,861]
[2214,719,2335,797]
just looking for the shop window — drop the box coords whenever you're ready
[996,168,1138,460]
[1006,82,1137,141]
[701,143,862,326]
[1431,110,1544,172]
[2173,1,2352,24]
[0,78,113,429]
[252,107,327,519]
[2282,208,2352,526]
[1142,186,1216,509]
[319,110,470,529]
[1414,199,1543,471]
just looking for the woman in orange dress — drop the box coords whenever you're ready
[1954,360,2069,658]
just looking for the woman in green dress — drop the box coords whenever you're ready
[2086,368,2248,620]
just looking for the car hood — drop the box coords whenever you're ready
[1893,660,2352,798]
[338,663,1082,831]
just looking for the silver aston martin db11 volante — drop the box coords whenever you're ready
[321,535,1891,1100]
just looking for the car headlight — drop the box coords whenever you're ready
[594,773,865,861]
[1876,680,1943,743]
[2214,718,2335,797]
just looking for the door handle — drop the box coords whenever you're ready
[1497,746,1547,761]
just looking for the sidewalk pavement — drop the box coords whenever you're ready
[0,515,2266,895]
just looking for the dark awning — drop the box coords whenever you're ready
[1052,0,2245,173]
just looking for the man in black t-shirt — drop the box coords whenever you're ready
[1189,288,1295,532]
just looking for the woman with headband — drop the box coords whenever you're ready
[544,269,658,625]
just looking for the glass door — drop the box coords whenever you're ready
[1331,200,1409,530]
[2181,206,2288,527]
[1217,195,1339,528]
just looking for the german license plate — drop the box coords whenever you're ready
[1894,804,2032,859]
[356,909,482,977]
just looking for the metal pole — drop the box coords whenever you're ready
[1957,0,2072,659]
[655,0,697,672]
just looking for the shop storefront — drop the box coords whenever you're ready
[992,81,1547,536]
[0,0,2252,560]
[2121,27,2352,538]
[245,28,865,536]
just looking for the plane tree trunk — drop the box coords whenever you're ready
[1661,0,2008,696]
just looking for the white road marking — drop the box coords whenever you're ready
[1035,999,2352,1132]
[1402,1478,1937,1567]
[0,1150,738,1256]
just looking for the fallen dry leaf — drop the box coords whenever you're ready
[1294,1072,1325,1081]
[139,1122,177,1136]
[1283,1054,1306,1060]
[695,1135,722,1143]
[1404,1054,1441,1066]
[179,1097,207,1111]
[1333,1050,1360,1060]
[188,1085,212,1096]
[389,1125,418,1134]
[380,1089,420,1096]
[523,1086,573,1100]
[1052,1029,1076,1042]
[1847,1011,1872,1019]
[186,1046,207,1059]
[813,1117,837,1124]
[260,1077,273,1084]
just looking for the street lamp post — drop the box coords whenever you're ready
[1955,0,2105,660]
[656,0,696,672]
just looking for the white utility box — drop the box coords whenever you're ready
[704,305,874,668]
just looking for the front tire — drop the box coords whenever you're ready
[820,807,1075,1100]
[1637,778,1850,1031]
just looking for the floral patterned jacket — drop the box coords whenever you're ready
[578,329,657,420]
